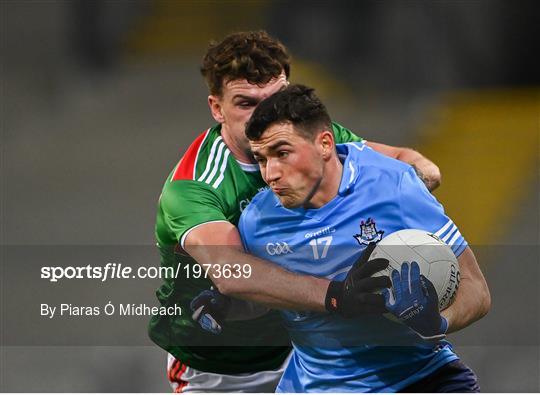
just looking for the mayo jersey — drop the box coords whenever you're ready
[149,123,363,374]
[239,142,467,392]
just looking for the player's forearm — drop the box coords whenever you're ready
[187,243,328,311]
[396,149,441,192]
[224,256,329,312]
[442,248,491,333]
[442,277,490,333]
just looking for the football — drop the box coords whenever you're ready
[371,229,460,311]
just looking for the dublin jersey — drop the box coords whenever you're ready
[149,123,363,374]
[239,142,467,392]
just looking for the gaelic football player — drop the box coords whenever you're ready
[150,31,443,392]
[238,84,490,392]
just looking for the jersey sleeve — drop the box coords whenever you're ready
[399,167,468,257]
[331,122,364,144]
[237,205,253,253]
[158,180,228,248]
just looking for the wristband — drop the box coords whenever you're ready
[325,280,342,313]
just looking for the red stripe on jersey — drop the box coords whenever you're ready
[172,129,209,181]
[168,360,180,382]
[176,381,188,393]
[177,363,187,381]
[175,364,188,392]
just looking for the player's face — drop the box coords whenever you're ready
[250,122,326,208]
[208,73,288,161]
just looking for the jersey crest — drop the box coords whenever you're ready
[353,218,384,245]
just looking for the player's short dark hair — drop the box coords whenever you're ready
[245,84,332,141]
[200,30,291,96]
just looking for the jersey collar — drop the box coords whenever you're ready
[236,160,260,172]
[336,143,363,196]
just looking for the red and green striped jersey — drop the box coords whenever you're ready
[149,122,363,374]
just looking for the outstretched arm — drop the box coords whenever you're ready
[366,141,441,191]
[185,221,388,317]
[184,221,329,311]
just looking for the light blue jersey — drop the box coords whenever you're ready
[239,142,467,392]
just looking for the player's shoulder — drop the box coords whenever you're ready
[341,141,411,169]
[241,187,275,218]
[239,187,288,242]
[160,127,225,196]
[339,142,414,182]
[168,125,232,185]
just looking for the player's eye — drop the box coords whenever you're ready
[278,151,289,159]
[237,101,256,108]
[255,157,266,165]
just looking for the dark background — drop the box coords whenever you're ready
[1,0,539,391]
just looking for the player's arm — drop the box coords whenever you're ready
[164,179,386,319]
[365,141,441,191]
[385,167,490,339]
[160,180,328,311]
[186,221,388,318]
[184,221,329,311]
[383,247,490,340]
[441,246,491,333]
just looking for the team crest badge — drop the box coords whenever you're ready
[353,218,384,245]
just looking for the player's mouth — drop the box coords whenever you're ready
[272,187,288,195]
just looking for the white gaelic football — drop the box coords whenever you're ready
[371,229,460,311]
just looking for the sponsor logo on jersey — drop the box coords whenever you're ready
[239,187,269,212]
[353,218,384,245]
[239,198,251,212]
[304,226,336,239]
[266,242,293,256]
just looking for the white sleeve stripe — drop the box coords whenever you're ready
[180,220,231,249]
[451,240,466,254]
[441,224,458,243]
[434,219,453,237]
[448,230,463,246]
[197,137,223,182]
[203,142,226,184]
[212,149,231,188]
[453,242,468,257]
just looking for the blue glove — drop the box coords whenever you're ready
[382,261,448,341]
[190,287,231,335]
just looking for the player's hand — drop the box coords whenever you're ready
[190,287,231,335]
[325,242,391,318]
[383,261,448,341]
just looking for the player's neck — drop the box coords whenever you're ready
[305,156,343,209]
[220,126,257,164]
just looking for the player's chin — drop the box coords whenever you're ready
[279,195,301,209]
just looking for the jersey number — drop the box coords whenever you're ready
[309,236,333,260]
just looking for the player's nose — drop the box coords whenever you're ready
[264,159,281,183]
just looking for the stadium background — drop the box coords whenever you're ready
[1,0,538,392]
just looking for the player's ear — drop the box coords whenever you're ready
[208,95,225,123]
[318,130,335,160]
